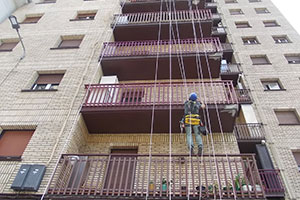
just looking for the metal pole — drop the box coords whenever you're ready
[16,29,25,60]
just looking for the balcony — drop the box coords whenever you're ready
[212,26,226,43]
[112,10,213,41]
[47,154,265,199]
[206,2,217,13]
[222,43,233,62]
[100,38,223,81]
[81,81,239,133]
[220,63,242,86]
[259,169,284,198]
[121,0,206,14]
[234,123,265,142]
[236,89,252,104]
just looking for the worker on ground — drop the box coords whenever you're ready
[180,93,205,155]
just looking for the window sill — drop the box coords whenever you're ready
[69,19,94,21]
[20,22,38,24]
[50,47,80,50]
[252,63,272,65]
[279,124,300,126]
[0,156,22,161]
[0,49,13,52]
[264,89,286,91]
[264,25,280,27]
[36,1,56,4]
[243,43,261,45]
[21,89,58,92]
[236,26,252,29]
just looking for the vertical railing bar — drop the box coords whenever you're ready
[123,157,131,196]
[69,158,83,195]
[141,158,147,196]
[112,157,121,196]
[79,157,93,195]
[105,156,115,196]
[51,156,67,195]
[129,157,137,196]
[94,158,105,196]
[118,157,126,196]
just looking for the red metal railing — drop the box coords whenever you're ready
[234,123,265,141]
[113,9,212,24]
[47,154,264,199]
[259,169,284,197]
[101,38,222,57]
[235,89,252,104]
[83,81,238,108]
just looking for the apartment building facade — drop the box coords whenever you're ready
[0,0,299,199]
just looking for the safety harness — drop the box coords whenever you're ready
[185,114,200,125]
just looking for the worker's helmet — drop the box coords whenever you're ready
[189,93,197,101]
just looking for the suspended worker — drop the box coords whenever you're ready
[180,93,206,155]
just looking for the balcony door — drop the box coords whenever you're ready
[104,148,138,195]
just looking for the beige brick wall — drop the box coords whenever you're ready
[0,0,120,195]
[219,0,300,199]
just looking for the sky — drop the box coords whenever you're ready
[271,0,300,34]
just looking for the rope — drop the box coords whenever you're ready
[40,2,126,199]
[185,1,222,199]
[145,0,164,199]
[193,3,237,200]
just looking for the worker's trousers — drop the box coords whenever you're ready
[185,125,203,150]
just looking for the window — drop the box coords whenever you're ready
[285,55,300,64]
[70,11,97,21]
[42,0,56,3]
[263,20,279,27]
[261,80,283,91]
[242,37,259,45]
[292,152,300,171]
[229,9,243,15]
[251,55,270,65]
[0,130,34,160]
[0,41,18,52]
[249,0,261,2]
[21,15,43,24]
[275,110,300,125]
[255,8,270,14]
[235,21,251,28]
[225,0,237,3]
[273,35,290,44]
[32,74,64,91]
[121,89,144,103]
[51,35,84,49]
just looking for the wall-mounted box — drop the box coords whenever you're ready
[11,164,46,191]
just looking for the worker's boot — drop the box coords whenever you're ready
[198,147,202,156]
[189,148,194,155]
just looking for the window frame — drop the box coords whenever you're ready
[275,109,300,125]
[21,15,43,24]
[255,8,270,14]
[0,41,19,52]
[263,20,280,27]
[235,21,251,28]
[285,54,300,64]
[50,35,84,50]
[273,35,291,44]
[292,151,300,172]
[250,55,271,65]
[70,11,97,21]
[225,0,238,3]
[242,37,260,45]
[0,130,34,161]
[261,79,285,91]
[229,9,244,15]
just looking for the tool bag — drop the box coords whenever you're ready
[184,114,200,125]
